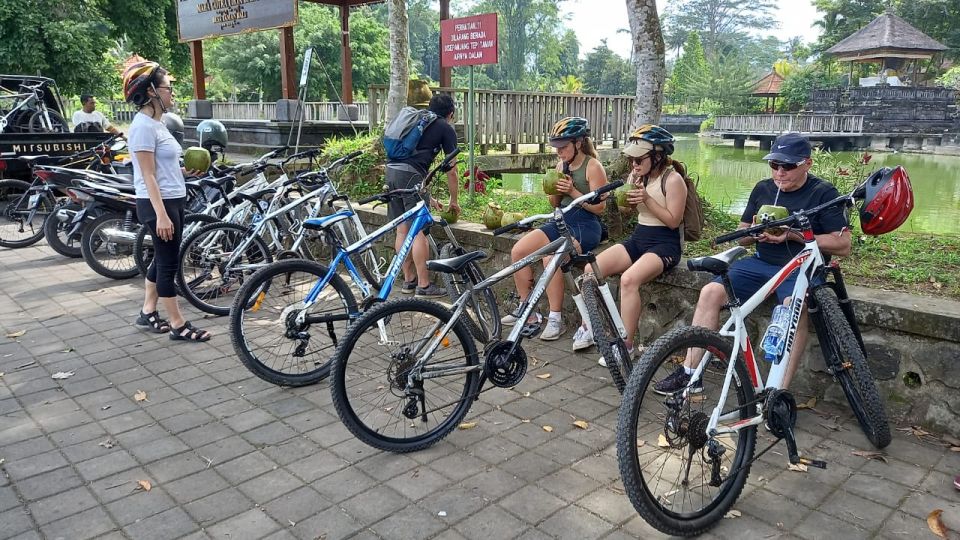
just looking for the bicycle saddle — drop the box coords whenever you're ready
[426,250,487,274]
[231,189,276,205]
[303,209,354,231]
[687,246,747,275]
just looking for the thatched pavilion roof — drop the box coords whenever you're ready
[825,12,948,62]
[752,71,785,97]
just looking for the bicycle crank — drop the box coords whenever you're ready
[483,340,527,388]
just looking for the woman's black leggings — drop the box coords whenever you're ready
[136,197,185,298]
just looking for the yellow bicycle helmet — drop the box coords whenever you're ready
[122,60,161,106]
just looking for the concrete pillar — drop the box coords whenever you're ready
[273,99,301,122]
[187,100,213,119]
[759,138,772,151]
[869,137,891,151]
[922,137,941,150]
[902,137,923,151]
[733,137,746,149]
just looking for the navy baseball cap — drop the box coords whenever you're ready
[762,132,812,163]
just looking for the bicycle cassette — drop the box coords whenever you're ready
[484,340,527,388]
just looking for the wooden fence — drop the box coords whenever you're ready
[714,114,864,134]
[368,85,636,148]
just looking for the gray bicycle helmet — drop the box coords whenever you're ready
[196,119,228,153]
[161,112,184,146]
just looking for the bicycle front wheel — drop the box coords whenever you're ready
[581,273,632,393]
[439,243,501,344]
[330,298,480,453]
[812,287,891,449]
[617,326,756,537]
[178,221,273,316]
[231,259,358,386]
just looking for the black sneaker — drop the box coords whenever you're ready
[415,283,446,298]
[653,366,703,395]
[400,279,417,294]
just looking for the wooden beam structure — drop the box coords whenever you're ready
[340,5,353,104]
[279,26,297,100]
[439,0,451,88]
[189,41,206,100]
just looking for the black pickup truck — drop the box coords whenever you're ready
[0,75,112,180]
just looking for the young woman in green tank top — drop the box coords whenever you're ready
[499,117,609,342]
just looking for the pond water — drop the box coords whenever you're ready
[501,137,960,235]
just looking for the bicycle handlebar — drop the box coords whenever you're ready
[493,179,624,236]
[713,182,862,245]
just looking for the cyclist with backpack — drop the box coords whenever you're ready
[577,125,688,365]
[383,93,460,297]
[500,117,609,341]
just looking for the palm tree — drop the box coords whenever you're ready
[626,0,666,125]
[386,0,409,122]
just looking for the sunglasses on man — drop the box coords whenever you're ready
[768,160,803,172]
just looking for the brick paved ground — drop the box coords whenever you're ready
[1,242,958,540]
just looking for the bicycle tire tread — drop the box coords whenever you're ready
[812,287,891,449]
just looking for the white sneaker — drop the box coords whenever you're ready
[598,344,643,369]
[539,318,566,341]
[572,325,594,351]
[501,308,523,326]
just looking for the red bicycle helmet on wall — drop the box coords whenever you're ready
[859,166,913,235]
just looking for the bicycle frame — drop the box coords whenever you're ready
[698,234,824,438]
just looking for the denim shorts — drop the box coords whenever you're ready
[539,207,602,253]
[713,255,822,303]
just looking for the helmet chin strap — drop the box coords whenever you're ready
[563,138,581,171]
[149,83,168,114]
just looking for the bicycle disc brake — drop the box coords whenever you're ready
[483,340,527,388]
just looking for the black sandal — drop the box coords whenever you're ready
[169,321,211,342]
[135,311,170,333]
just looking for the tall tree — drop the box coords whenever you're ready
[581,42,635,95]
[386,0,409,121]
[407,0,441,81]
[468,0,568,90]
[0,0,117,96]
[626,0,666,125]
[667,31,708,109]
[661,0,778,60]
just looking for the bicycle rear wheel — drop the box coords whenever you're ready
[0,179,54,248]
[617,326,756,537]
[330,298,481,453]
[178,221,273,316]
[581,273,631,393]
[811,287,891,449]
[439,243,501,344]
[231,259,358,386]
[43,201,83,257]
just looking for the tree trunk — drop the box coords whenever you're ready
[626,0,666,127]
[386,0,409,122]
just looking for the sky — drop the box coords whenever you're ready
[562,0,822,59]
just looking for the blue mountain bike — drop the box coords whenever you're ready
[229,149,500,386]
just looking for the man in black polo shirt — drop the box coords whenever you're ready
[658,133,852,394]
[386,94,460,297]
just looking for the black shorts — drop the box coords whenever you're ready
[385,163,429,220]
[621,224,682,270]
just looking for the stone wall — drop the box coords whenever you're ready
[808,87,960,134]
[353,204,960,438]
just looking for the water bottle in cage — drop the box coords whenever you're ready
[760,304,790,363]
